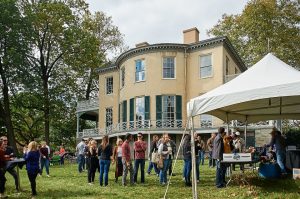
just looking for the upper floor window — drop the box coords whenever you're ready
[135,59,145,82]
[163,57,175,78]
[106,77,113,95]
[121,67,125,88]
[226,56,229,75]
[200,114,213,128]
[105,107,113,128]
[200,54,212,78]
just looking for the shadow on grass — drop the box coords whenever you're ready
[250,175,300,194]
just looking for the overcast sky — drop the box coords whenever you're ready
[86,0,249,48]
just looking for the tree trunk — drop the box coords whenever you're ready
[1,83,18,154]
[0,61,18,154]
[85,68,93,100]
[43,77,50,145]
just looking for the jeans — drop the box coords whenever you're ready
[199,150,205,165]
[276,150,286,173]
[6,168,18,190]
[209,151,215,167]
[99,159,111,186]
[147,161,159,175]
[196,155,200,180]
[134,159,145,183]
[27,171,38,195]
[184,159,192,184]
[215,160,226,187]
[77,154,84,173]
[0,169,6,194]
[159,159,170,184]
[40,158,50,175]
[60,156,64,165]
[122,159,134,185]
[168,159,173,175]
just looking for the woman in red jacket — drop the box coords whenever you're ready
[0,139,11,198]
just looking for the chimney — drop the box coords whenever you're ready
[135,42,149,48]
[183,27,199,44]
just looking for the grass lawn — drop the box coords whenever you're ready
[4,160,300,199]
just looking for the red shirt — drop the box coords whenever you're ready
[122,140,131,162]
[134,140,147,159]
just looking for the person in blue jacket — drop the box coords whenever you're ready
[24,141,40,198]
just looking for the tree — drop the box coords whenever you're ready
[208,0,300,67]
[79,11,126,100]
[21,0,103,144]
[0,0,31,152]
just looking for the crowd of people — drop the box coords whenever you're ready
[76,132,178,187]
[0,136,67,198]
[0,126,287,198]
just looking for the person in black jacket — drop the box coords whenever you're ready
[212,127,226,188]
[87,140,98,185]
[147,135,159,175]
[1,136,19,192]
[183,134,192,186]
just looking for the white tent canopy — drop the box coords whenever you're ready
[187,53,300,123]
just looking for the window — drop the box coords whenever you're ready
[106,77,113,95]
[225,56,229,75]
[135,97,145,128]
[135,59,145,82]
[163,57,175,78]
[135,97,145,121]
[162,96,175,123]
[235,67,238,74]
[200,114,212,128]
[105,108,113,128]
[121,67,125,88]
[200,54,212,78]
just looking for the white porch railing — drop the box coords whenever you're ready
[77,119,274,138]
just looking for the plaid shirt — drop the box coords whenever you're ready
[122,140,131,162]
[134,140,147,159]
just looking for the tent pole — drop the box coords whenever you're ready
[190,117,198,199]
[244,117,248,151]
[226,112,229,135]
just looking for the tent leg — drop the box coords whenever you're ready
[190,117,198,199]
[244,120,248,151]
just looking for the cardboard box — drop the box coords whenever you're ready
[223,153,252,162]
[293,168,300,180]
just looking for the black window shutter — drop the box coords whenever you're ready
[118,103,121,123]
[156,95,162,127]
[176,95,182,127]
[122,100,127,122]
[130,98,134,121]
[145,96,150,120]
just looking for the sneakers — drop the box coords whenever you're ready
[88,183,93,185]
[46,175,50,177]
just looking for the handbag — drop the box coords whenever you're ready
[157,155,164,169]
[151,152,159,163]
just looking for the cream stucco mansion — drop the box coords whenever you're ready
[76,27,273,151]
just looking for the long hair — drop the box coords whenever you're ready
[101,135,109,150]
[90,140,97,155]
[28,141,38,151]
[116,138,123,146]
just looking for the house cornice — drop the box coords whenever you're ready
[97,36,246,74]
